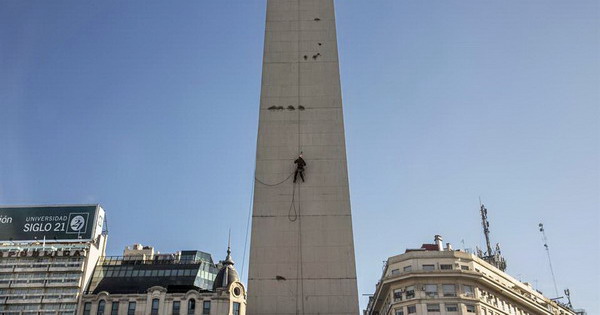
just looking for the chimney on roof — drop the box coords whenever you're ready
[446,243,453,251]
[434,235,443,251]
[123,244,155,260]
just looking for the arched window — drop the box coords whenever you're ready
[187,299,196,315]
[97,300,106,315]
[151,299,160,315]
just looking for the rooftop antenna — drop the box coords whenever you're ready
[477,199,507,271]
[479,198,493,256]
[539,223,560,298]
[564,289,573,308]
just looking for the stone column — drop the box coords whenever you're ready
[247,1,359,314]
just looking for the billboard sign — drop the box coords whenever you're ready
[0,205,102,242]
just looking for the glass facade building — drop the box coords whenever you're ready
[86,250,217,294]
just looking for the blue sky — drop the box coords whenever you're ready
[1,0,598,312]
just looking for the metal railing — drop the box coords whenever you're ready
[97,256,210,266]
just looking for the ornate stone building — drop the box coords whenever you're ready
[79,244,245,315]
[364,236,578,315]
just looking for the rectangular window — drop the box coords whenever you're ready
[463,285,474,297]
[466,305,476,313]
[151,299,159,315]
[391,269,400,275]
[83,303,91,315]
[443,284,456,297]
[424,284,438,297]
[202,301,210,315]
[427,304,440,312]
[422,264,435,271]
[232,302,240,315]
[173,301,181,315]
[127,302,136,315]
[406,286,415,299]
[395,310,404,315]
[393,289,402,301]
[440,264,453,270]
[446,304,458,312]
[461,265,469,271]
[403,266,412,272]
[111,302,119,315]
[407,305,416,314]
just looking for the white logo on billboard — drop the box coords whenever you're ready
[70,216,86,231]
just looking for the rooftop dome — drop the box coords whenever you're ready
[213,245,239,290]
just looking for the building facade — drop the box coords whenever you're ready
[79,244,246,315]
[0,205,107,315]
[364,236,577,315]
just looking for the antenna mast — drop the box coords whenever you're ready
[477,201,507,271]
[564,289,572,308]
[480,201,493,256]
[539,223,560,298]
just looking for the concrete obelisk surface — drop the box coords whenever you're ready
[247,1,359,314]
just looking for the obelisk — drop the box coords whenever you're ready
[247,1,359,314]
